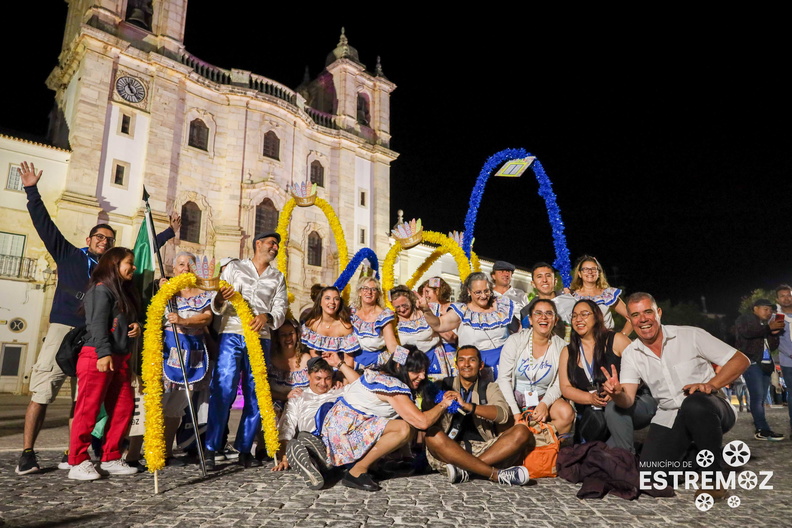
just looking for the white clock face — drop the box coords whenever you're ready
[116,76,146,103]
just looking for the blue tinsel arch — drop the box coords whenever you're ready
[333,248,380,291]
[461,148,572,287]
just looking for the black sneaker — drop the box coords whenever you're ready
[286,435,324,489]
[341,470,380,491]
[16,449,41,475]
[239,452,262,468]
[755,429,785,441]
[204,450,216,471]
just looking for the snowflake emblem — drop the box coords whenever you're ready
[723,440,750,467]
[738,471,757,490]
[695,493,714,511]
[696,449,714,468]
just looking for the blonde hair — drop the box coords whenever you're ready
[569,255,610,291]
[350,276,385,309]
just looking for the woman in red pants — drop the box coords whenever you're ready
[68,247,141,480]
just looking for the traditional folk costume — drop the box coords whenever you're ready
[571,287,622,330]
[452,296,515,380]
[349,308,395,370]
[397,303,455,380]
[207,259,288,454]
[322,369,412,465]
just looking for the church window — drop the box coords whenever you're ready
[307,231,322,266]
[180,201,202,243]
[357,94,370,126]
[255,199,279,235]
[263,131,280,160]
[310,161,324,187]
[188,119,209,151]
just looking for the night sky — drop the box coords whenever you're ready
[3,5,790,315]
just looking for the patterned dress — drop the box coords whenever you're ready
[322,370,413,465]
[397,303,455,380]
[264,347,309,413]
[350,308,395,369]
[451,296,515,380]
[163,291,213,388]
[571,287,623,330]
[300,325,361,356]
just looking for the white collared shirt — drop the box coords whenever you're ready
[620,325,737,428]
[213,259,288,339]
[493,286,529,313]
[277,386,346,441]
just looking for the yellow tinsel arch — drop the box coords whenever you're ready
[382,231,473,309]
[141,273,280,472]
[405,248,482,290]
[275,197,350,302]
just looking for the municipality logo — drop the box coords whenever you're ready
[639,440,773,511]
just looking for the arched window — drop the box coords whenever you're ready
[180,201,201,243]
[188,119,209,150]
[255,198,279,235]
[263,131,280,160]
[357,93,370,126]
[310,161,324,187]
[307,231,322,267]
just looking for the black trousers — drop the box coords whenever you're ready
[640,393,735,472]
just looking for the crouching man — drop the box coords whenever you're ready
[424,345,532,485]
[275,354,358,489]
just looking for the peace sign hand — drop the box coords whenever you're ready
[600,365,622,396]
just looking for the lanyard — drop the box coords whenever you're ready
[459,386,474,403]
[80,247,99,277]
[580,344,595,384]
[519,330,551,391]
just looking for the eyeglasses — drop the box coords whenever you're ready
[360,287,377,293]
[92,234,115,245]
[531,310,556,318]
[393,302,411,311]
[580,267,599,273]
[471,290,491,297]
[571,311,593,320]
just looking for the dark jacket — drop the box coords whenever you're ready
[735,313,780,363]
[83,284,135,359]
[25,184,173,327]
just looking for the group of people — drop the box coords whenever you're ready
[13,160,782,499]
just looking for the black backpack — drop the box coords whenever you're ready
[55,326,88,377]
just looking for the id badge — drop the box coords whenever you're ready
[524,390,539,409]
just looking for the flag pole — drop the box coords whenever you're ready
[143,187,208,478]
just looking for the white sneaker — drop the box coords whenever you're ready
[68,459,101,481]
[99,459,138,475]
[57,451,72,470]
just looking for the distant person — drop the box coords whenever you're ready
[735,298,784,440]
[299,283,324,325]
[569,255,631,335]
[601,292,749,500]
[776,285,792,431]
[15,161,177,476]
[490,261,528,314]
[417,277,457,353]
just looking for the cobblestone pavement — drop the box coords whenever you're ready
[0,399,789,528]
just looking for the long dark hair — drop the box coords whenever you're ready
[87,247,140,318]
[272,318,306,359]
[566,299,610,387]
[376,345,429,396]
[305,286,352,328]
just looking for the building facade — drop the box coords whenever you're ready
[0,0,397,393]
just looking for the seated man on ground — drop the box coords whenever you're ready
[272,355,358,488]
[601,292,750,498]
[423,345,532,485]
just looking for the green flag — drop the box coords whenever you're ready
[133,214,157,307]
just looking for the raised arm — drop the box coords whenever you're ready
[416,295,461,333]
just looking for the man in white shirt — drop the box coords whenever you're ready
[491,261,528,313]
[601,292,749,495]
[274,355,358,489]
[520,262,576,338]
[206,232,289,469]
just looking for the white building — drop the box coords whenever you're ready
[0,0,397,394]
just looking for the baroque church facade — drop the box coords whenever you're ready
[0,0,397,394]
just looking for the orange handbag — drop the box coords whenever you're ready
[521,420,559,478]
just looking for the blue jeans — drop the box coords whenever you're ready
[782,366,792,426]
[743,363,771,431]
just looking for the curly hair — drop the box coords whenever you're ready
[417,277,452,304]
[458,272,494,306]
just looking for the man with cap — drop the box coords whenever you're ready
[491,261,528,314]
[206,231,288,468]
[735,298,785,440]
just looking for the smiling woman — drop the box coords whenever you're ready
[301,286,360,367]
